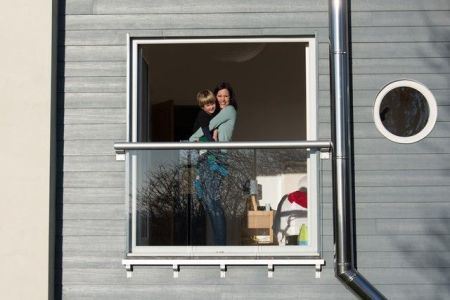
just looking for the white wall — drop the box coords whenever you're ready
[257,173,308,211]
[0,0,57,299]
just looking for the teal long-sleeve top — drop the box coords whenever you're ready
[189,105,237,142]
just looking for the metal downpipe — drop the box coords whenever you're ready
[329,0,387,298]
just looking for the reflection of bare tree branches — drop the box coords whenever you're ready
[256,149,307,175]
[136,149,308,240]
[137,164,184,219]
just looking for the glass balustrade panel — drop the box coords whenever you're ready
[130,148,311,247]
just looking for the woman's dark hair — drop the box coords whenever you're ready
[213,82,238,110]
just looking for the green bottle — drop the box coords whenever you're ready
[297,224,308,246]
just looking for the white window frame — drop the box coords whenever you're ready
[126,36,320,257]
[373,79,438,144]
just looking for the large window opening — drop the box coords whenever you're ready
[129,38,319,256]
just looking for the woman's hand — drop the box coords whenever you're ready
[213,129,218,141]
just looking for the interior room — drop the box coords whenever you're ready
[138,42,308,142]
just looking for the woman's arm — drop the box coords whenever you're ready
[189,127,203,141]
[208,106,236,130]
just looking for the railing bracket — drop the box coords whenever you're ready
[125,264,133,278]
[315,264,322,278]
[115,149,125,161]
[173,264,180,278]
[320,148,331,159]
[122,259,325,279]
[268,264,274,278]
[220,264,227,278]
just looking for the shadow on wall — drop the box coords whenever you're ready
[394,7,450,299]
[54,0,67,299]
[418,7,450,74]
[351,5,450,299]
[393,212,450,299]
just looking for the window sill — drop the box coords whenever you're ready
[129,245,320,256]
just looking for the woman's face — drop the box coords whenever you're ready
[216,88,230,109]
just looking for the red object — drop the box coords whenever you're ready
[287,190,307,208]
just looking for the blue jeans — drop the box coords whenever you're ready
[196,153,227,245]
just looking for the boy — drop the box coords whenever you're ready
[190,90,226,245]
[190,90,218,142]
[189,89,217,199]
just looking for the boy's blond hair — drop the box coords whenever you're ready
[197,90,216,107]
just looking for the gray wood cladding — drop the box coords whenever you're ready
[63,57,447,77]
[63,93,126,108]
[319,106,450,123]
[60,250,450,269]
[321,170,450,187]
[58,0,450,299]
[63,26,450,46]
[59,266,450,285]
[63,187,125,203]
[63,140,118,155]
[319,122,450,139]
[62,42,450,62]
[60,284,450,300]
[64,11,449,30]
[319,89,450,107]
[64,0,450,15]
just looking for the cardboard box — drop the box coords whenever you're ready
[247,211,274,228]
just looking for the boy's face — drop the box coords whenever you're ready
[202,102,216,115]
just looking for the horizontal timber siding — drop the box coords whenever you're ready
[57,0,450,299]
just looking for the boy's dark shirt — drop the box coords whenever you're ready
[192,109,217,141]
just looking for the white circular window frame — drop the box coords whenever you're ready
[373,80,438,144]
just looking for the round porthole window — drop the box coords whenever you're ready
[373,80,437,143]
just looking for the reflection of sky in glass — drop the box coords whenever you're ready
[379,87,429,137]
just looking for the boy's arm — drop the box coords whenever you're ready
[201,127,214,141]
[190,111,210,142]
[197,112,214,141]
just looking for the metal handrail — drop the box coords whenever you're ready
[114,141,332,152]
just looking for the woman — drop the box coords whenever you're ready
[190,82,238,245]
[190,82,237,142]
